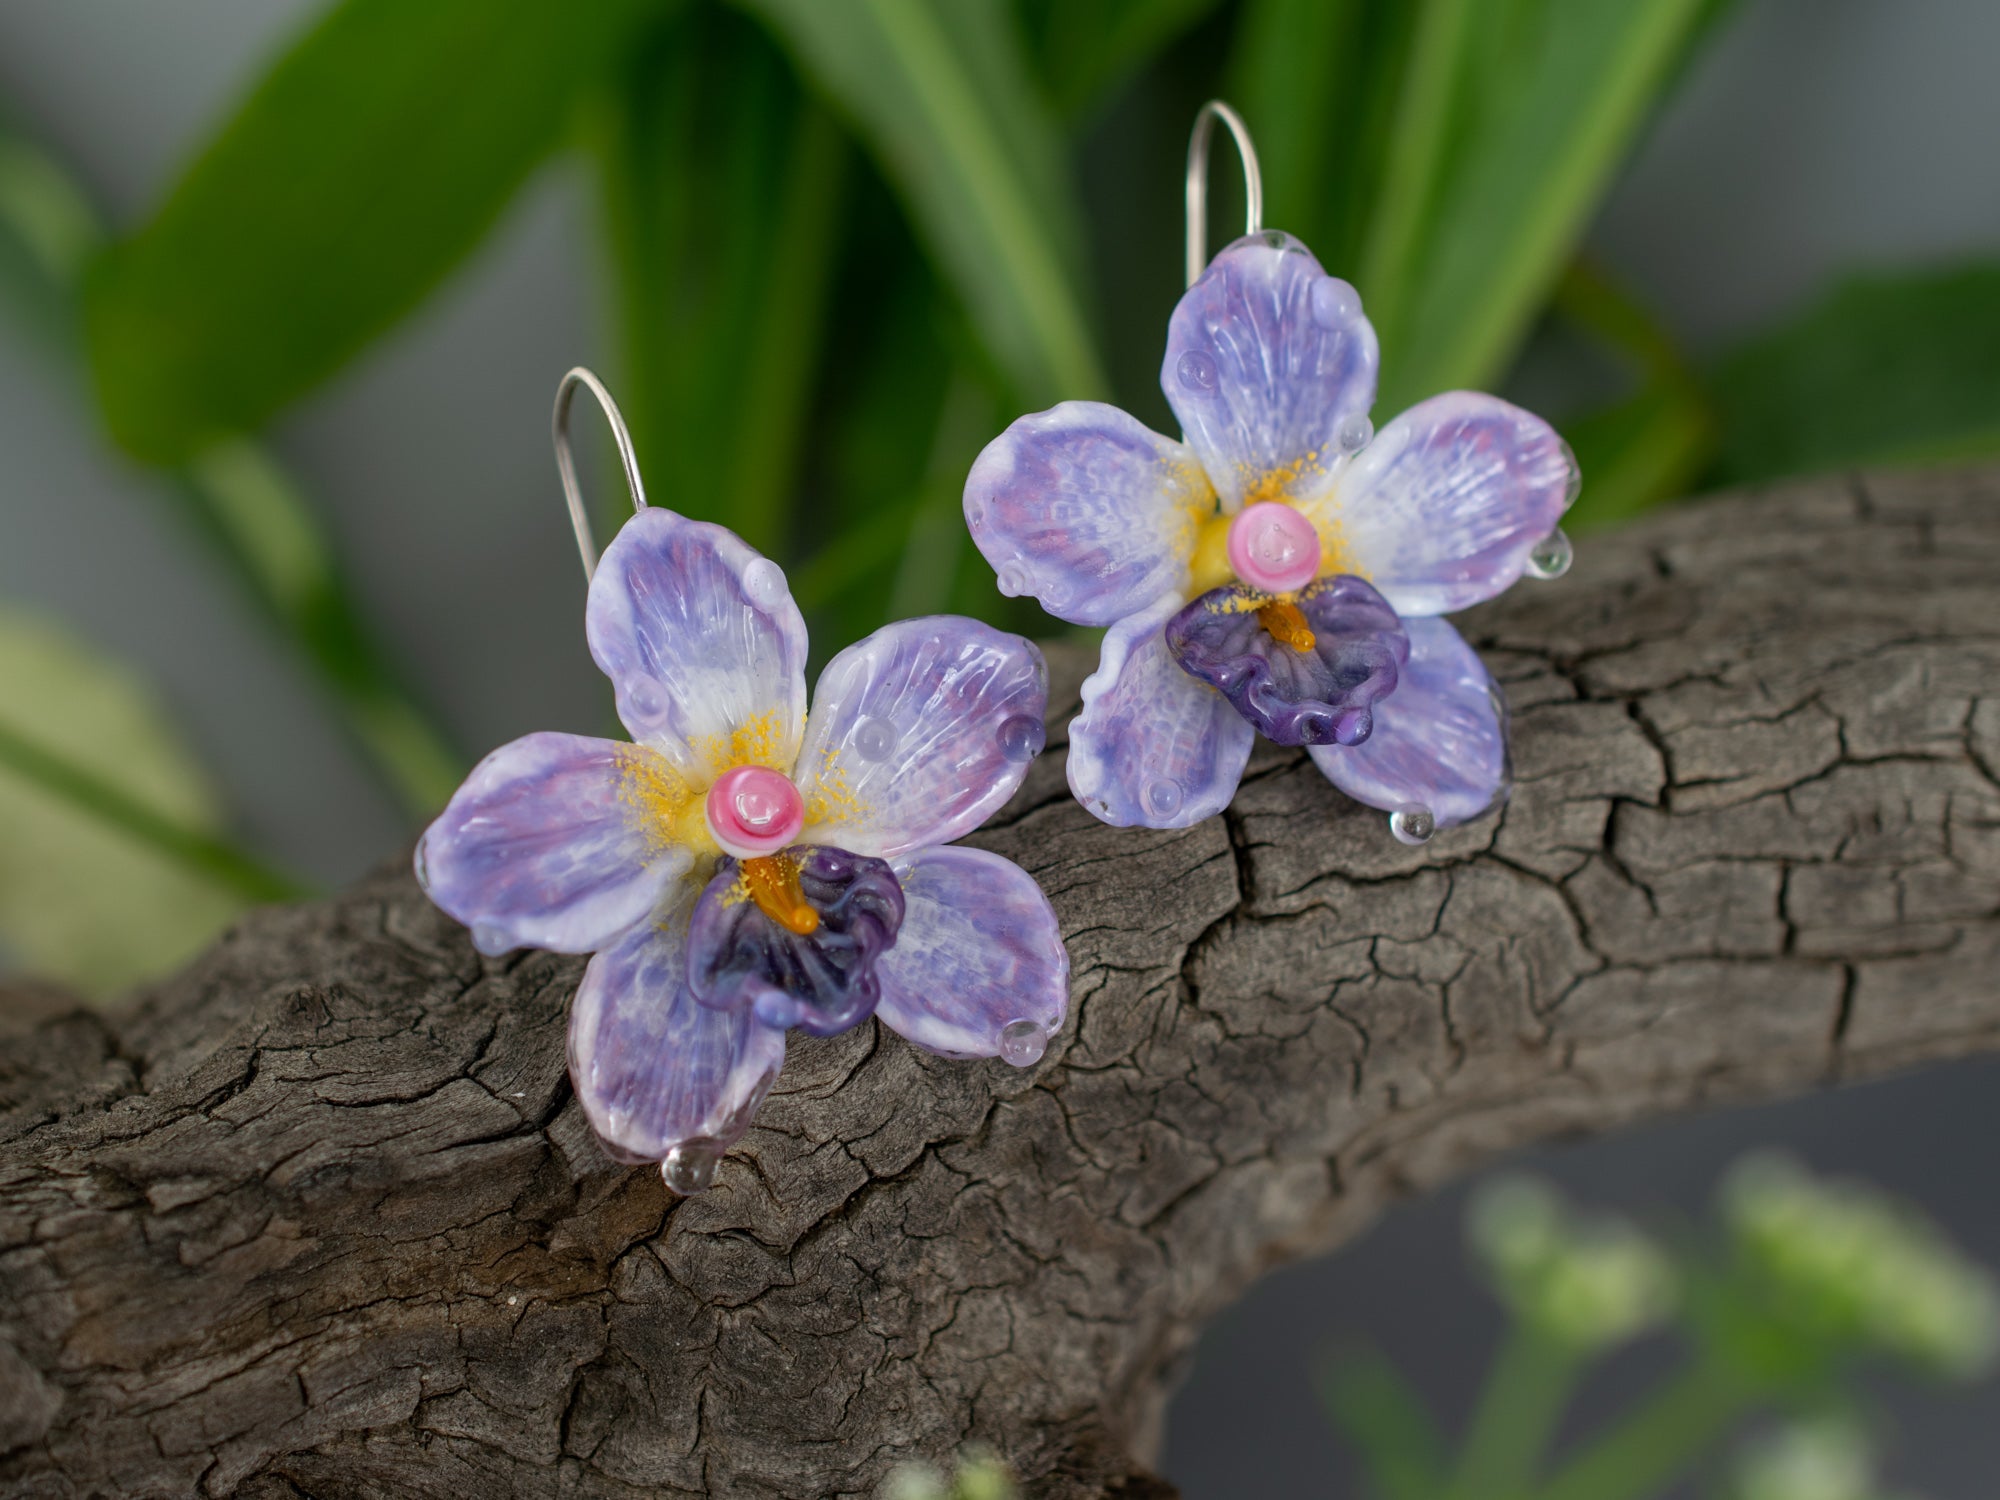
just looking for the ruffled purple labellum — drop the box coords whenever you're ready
[687,845,905,1038]
[1164,575,1409,747]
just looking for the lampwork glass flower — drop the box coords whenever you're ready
[964,230,1579,838]
[416,507,1068,1193]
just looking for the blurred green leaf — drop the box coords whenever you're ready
[1225,0,1373,268]
[1563,383,1712,531]
[1019,0,1228,120]
[789,499,922,615]
[790,176,959,649]
[1379,0,1709,412]
[1534,1362,1750,1500]
[738,0,1109,407]
[1317,1345,1449,1500]
[177,443,466,812]
[597,7,845,556]
[0,606,303,997]
[1222,0,1341,197]
[888,365,1005,621]
[0,122,99,356]
[1707,263,2000,485]
[0,115,463,818]
[1555,261,1714,528]
[86,0,665,463]
[1356,0,1476,349]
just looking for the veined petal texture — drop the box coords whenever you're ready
[963,401,1210,626]
[686,846,905,1039]
[795,618,1047,858]
[874,846,1068,1063]
[1309,616,1508,827]
[567,894,787,1169]
[1165,577,1408,748]
[585,507,809,779]
[1163,231,1378,512]
[417,732,694,955]
[1068,591,1255,828]
[1309,392,1577,616]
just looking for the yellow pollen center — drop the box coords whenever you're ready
[1256,599,1316,653]
[1188,511,1234,594]
[742,853,820,935]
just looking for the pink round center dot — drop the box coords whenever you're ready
[705,765,805,859]
[1226,502,1322,594]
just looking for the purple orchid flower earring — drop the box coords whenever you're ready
[964,103,1578,843]
[416,369,1068,1193]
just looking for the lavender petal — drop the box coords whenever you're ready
[1067,592,1255,828]
[567,894,786,1174]
[1303,391,1577,615]
[1164,577,1409,747]
[585,507,809,778]
[686,845,906,1038]
[873,847,1068,1061]
[963,401,1212,626]
[1308,615,1509,827]
[794,617,1048,858]
[417,732,694,955]
[1163,231,1379,511]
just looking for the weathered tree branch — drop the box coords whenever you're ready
[4,465,1999,1498]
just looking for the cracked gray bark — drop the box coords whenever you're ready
[4,464,2000,1499]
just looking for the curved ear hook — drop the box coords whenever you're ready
[552,366,648,583]
[1185,100,1265,288]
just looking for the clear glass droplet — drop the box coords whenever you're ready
[1389,806,1435,846]
[1525,527,1573,580]
[412,834,431,894]
[662,1141,722,1195]
[996,561,1031,597]
[997,713,1045,763]
[853,716,897,762]
[1337,412,1373,454]
[752,989,802,1031]
[997,1019,1048,1068]
[625,679,667,721]
[1177,350,1219,393]
[1333,707,1373,746]
[1559,437,1583,507]
[470,922,512,956]
[741,558,788,610]
[1141,777,1184,820]
[1311,275,1361,331]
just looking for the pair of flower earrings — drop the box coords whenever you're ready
[418,104,1578,1193]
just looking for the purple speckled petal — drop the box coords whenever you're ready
[686,845,905,1038]
[585,507,809,777]
[1163,231,1379,511]
[794,617,1048,858]
[1305,392,1577,615]
[963,401,1212,626]
[874,846,1068,1062]
[1067,591,1255,828]
[417,732,693,956]
[567,894,786,1173]
[1164,577,1409,747]
[1308,616,1508,827]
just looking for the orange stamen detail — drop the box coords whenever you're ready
[742,854,820,935]
[1257,600,1316,653]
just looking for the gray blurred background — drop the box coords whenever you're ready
[2,1,1996,1493]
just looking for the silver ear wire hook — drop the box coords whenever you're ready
[1185,100,1264,288]
[552,366,648,583]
